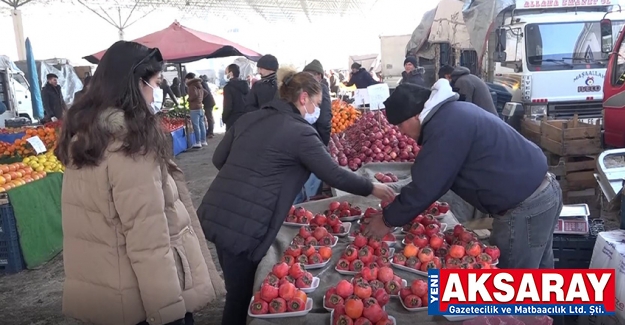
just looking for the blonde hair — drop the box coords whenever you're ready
[277,65,321,103]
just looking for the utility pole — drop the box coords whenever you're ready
[1,0,35,60]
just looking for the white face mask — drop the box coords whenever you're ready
[144,80,163,114]
[305,106,321,124]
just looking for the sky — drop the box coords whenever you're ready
[0,1,436,70]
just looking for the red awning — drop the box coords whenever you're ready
[84,21,262,64]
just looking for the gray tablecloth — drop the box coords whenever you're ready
[248,194,461,325]
[332,162,488,223]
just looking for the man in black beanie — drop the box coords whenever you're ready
[400,56,425,86]
[362,82,562,270]
[246,54,279,112]
[344,62,378,89]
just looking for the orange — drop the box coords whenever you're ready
[403,243,419,258]
[14,171,22,178]
[23,166,32,174]
[8,172,17,180]
[40,171,47,177]
[32,174,40,181]
[8,164,16,172]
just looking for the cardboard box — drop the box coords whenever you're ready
[579,230,625,325]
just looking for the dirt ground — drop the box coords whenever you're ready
[0,133,227,325]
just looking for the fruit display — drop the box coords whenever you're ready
[0,127,30,134]
[399,279,429,311]
[393,224,500,273]
[285,206,315,225]
[0,162,48,192]
[335,237,394,274]
[0,127,57,158]
[291,226,338,247]
[374,172,398,183]
[251,264,311,316]
[22,151,64,173]
[329,111,420,170]
[43,120,62,129]
[281,243,333,267]
[325,267,402,310]
[331,100,361,134]
[161,117,185,132]
[329,287,395,324]
[324,201,363,221]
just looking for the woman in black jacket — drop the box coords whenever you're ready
[171,77,182,98]
[197,67,395,325]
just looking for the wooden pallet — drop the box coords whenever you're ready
[546,153,597,192]
[540,115,601,156]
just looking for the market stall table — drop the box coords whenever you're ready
[249,195,461,325]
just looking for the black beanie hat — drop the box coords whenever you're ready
[384,83,432,125]
[257,54,279,71]
[404,56,418,67]
[351,62,362,69]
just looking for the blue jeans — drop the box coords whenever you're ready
[490,173,563,269]
[190,109,206,145]
[294,173,322,204]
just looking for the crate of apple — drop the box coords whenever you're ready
[399,279,429,311]
[250,268,312,317]
[281,243,333,269]
[291,226,338,248]
[335,237,394,275]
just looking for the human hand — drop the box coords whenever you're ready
[362,212,392,240]
[371,183,395,202]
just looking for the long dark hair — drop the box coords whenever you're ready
[55,41,171,168]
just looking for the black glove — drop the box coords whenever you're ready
[164,319,185,325]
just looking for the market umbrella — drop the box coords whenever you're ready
[83,21,262,64]
[25,38,44,119]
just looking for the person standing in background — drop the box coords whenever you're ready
[160,78,178,107]
[246,54,279,112]
[329,71,339,95]
[400,56,426,86]
[73,76,91,103]
[438,64,498,116]
[222,64,250,131]
[344,63,378,89]
[185,73,208,148]
[199,75,216,138]
[171,77,182,98]
[42,73,67,122]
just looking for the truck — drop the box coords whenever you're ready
[599,17,625,148]
[0,56,35,126]
[379,34,413,88]
[407,0,625,123]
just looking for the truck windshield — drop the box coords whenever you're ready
[526,21,625,72]
[11,73,28,89]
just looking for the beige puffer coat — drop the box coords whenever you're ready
[61,107,225,325]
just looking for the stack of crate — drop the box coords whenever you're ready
[0,194,25,274]
[540,115,602,205]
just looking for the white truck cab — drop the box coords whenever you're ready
[493,0,625,123]
[0,67,35,127]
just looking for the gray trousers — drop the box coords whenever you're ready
[490,173,563,269]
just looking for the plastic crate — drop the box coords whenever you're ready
[552,219,604,269]
[0,203,25,274]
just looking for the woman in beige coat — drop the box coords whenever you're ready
[55,41,224,325]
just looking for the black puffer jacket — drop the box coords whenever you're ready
[198,99,374,262]
[222,78,250,128]
[245,73,278,112]
[314,83,332,145]
[401,70,425,86]
[42,83,66,120]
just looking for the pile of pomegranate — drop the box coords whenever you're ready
[394,223,501,271]
[282,243,332,266]
[336,237,393,273]
[329,111,420,170]
[251,263,311,315]
[327,273,399,324]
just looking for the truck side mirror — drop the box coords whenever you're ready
[601,19,613,53]
[494,28,507,63]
